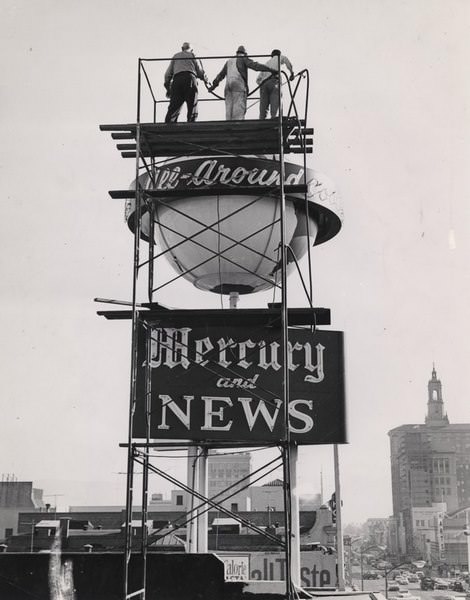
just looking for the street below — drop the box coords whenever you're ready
[352,578,467,600]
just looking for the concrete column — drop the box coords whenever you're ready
[197,448,209,553]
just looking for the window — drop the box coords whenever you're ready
[176,494,183,506]
[231,503,238,512]
[4,528,13,538]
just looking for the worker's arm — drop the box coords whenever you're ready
[194,57,209,84]
[164,60,174,89]
[281,55,294,78]
[210,63,227,89]
[245,57,276,73]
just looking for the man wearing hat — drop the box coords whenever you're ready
[257,49,295,119]
[209,46,276,120]
[164,42,209,123]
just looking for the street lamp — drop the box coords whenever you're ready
[346,536,364,588]
[356,543,413,598]
[383,561,414,599]
[465,510,470,573]
[266,506,275,528]
[360,544,386,591]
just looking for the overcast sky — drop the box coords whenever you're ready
[1,0,469,524]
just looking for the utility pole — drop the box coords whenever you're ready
[334,444,345,590]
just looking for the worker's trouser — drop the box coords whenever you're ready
[224,80,247,120]
[165,72,199,123]
[259,77,280,119]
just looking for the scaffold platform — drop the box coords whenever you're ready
[99,118,313,158]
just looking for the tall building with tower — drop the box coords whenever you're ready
[389,367,470,557]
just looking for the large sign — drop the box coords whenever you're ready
[133,323,346,445]
[221,555,250,581]
[219,552,336,587]
[128,155,343,247]
[147,156,306,192]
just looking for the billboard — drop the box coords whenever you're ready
[132,323,346,445]
[221,555,250,581]
[219,552,336,587]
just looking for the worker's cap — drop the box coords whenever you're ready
[236,45,247,54]
[181,42,192,51]
[271,49,281,57]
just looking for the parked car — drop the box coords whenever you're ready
[408,574,420,583]
[389,583,401,592]
[364,572,380,580]
[396,577,409,585]
[420,577,434,591]
[394,592,420,600]
[450,580,465,592]
[434,579,450,590]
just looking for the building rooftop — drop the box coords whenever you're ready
[262,478,284,487]
[388,422,470,435]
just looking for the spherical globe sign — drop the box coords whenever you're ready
[126,156,342,295]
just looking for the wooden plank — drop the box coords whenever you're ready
[111,133,135,140]
[98,307,331,326]
[100,117,303,135]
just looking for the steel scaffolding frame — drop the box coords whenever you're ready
[100,52,317,600]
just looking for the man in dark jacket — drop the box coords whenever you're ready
[164,42,209,123]
[209,46,276,120]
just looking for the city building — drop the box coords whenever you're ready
[442,511,470,573]
[365,518,389,547]
[0,478,45,540]
[207,451,251,512]
[70,451,319,518]
[409,503,446,562]
[8,508,320,553]
[250,479,284,512]
[388,367,470,558]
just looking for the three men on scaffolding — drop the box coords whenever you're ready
[164,44,295,122]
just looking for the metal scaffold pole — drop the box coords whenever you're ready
[123,58,144,600]
[276,50,297,598]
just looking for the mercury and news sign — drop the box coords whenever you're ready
[132,324,346,445]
